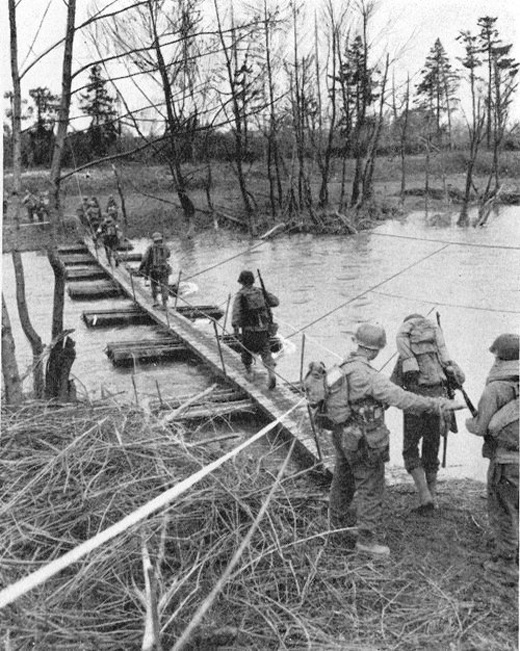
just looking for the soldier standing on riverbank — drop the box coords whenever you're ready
[392,314,465,512]
[466,333,519,587]
[138,232,172,310]
[328,323,461,558]
[231,270,279,389]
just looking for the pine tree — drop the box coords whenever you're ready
[415,39,459,147]
[80,65,119,156]
[27,86,60,165]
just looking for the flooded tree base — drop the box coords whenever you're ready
[1,401,517,650]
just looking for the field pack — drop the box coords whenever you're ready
[303,361,351,429]
[241,289,269,328]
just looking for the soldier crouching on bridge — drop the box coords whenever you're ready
[138,232,172,310]
[329,323,461,558]
[466,333,519,588]
[231,270,279,389]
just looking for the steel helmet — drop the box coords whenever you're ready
[489,333,519,361]
[238,270,255,285]
[152,231,163,242]
[355,323,387,350]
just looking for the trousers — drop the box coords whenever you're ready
[241,330,275,370]
[403,384,446,473]
[488,461,519,560]
[330,425,386,542]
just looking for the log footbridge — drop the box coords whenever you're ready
[60,238,331,477]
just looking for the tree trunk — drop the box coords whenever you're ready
[8,0,22,231]
[48,0,77,234]
[2,294,23,406]
[12,251,45,398]
[45,248,75,399]
[111,163,128,227]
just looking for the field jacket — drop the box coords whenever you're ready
[466,359,519,463]
[396,315,464,387]
[341,353,446,456]
[231,285,279,333]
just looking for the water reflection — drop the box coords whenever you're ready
[2,207,519,481]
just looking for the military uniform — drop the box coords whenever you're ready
[231,273,279,387]
[139,234,171,307]
[330,351,449,546]
[466,355,519,571]
[97,217,120,266]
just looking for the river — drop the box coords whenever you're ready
[2,206,519,482]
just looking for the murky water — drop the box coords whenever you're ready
[3,206,519,481]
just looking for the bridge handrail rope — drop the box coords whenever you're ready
[370,230,520,250]
[0,397,306,611]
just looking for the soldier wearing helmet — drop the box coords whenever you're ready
[466,333,519,587]
[138,232,172,309]
[231,270,279,389]
[328,323,461,558]
[392,314,465,513]
[97,214,121,266]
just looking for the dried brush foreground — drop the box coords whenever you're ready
[0,401,517,650]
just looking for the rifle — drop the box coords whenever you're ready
[436,312,457,468]
[257,269,278,335]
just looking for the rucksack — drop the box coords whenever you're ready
[303,360,351,430]
[151,244,169,269]
[241,289,269,328]
[488,384,519,452]
[105,223,117,238]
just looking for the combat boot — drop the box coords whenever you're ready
[410,467,434,513]
[267,368,276,390]
[245,366,255,381]
[425,471,439,509]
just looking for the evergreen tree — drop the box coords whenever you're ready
[415,38,459,147]
[27,86,60,165]
[80,65,119,157]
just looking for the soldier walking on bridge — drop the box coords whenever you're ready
[231,270,279,389]
[138,232,172,310]
[328,323,461,558]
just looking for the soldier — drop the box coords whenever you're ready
[138,232,172,309]
[22,190,39,222]
[76,197,90,226]
[106,195,119,220]
[97,215,121,266]
[231,270,279,389]
[466,333,519,587]
[329,323,461,557]
[393,314,465,512]
[86,198,102,234]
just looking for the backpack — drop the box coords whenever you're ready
[105,223,118,238]
[488,384,519,452]
[151,244,169,269]
[303,361,351,430]
[241,289,269,328]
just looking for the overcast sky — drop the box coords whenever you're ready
[1,0,519,125]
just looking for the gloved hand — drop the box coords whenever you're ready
[444,363,465,386]
[403,370,420,387]
[439,398,464,413]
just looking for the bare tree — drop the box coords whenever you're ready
[12,252,45,398]
[8,0,22,230]
[2,294,23,406]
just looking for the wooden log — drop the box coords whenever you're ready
[60,253,99,266]
[82,305,224,328]
[58,243,88,254]
[149,386,248,411]
[66,266,108,281]
[105,337,190,365]
[67,281,122,300]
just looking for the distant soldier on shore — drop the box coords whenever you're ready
[392,314,465,512]
[319,323,461,558]
[466,333,519,588]
[231,270,279,389]
[138,232,172,310]
[22,190,47,223]
[76,197,90,226]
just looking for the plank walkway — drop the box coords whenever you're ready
[76,237,332,475]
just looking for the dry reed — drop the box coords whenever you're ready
[1,401,517,650]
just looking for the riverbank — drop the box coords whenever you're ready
[1,400,517,650]
[3,151,520,253]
